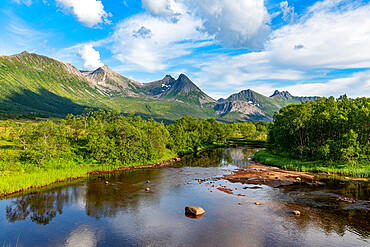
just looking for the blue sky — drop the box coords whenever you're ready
[1,0,370,99]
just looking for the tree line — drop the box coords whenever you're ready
[0,109,271,166]
[267,95,369,165]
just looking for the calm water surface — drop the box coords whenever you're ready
[0,147,369,247]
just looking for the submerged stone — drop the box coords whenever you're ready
[185,206,205,216]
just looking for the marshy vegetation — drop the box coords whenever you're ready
[0,109,270,196]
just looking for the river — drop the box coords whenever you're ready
[0,147,369,247]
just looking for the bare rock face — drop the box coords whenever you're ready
[185,206,205,216]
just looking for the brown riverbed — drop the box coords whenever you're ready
[221,162,323,188]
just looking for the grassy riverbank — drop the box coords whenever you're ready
[254,151,370,178]
[0,138,264,197]
[0,150,177,197]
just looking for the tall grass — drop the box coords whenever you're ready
[254,151,370,178]
[0,150,177,196]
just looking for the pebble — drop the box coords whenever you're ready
[255,202,261,205]
[145,188,150,191]
[292,210,301,215]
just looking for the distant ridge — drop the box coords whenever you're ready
[215,89,319,121]
[270,90,319,102]
[0,51,320,122]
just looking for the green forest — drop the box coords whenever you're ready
[255,95,370,177]
[0,109,270,196]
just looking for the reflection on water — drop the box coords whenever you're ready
[0,147,369,247]
[6,185,80,225]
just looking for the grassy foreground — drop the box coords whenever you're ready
[254,151,370,178]
[0,149,176,197]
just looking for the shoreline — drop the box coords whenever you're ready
[2,144,367,199]
[0,140,255,198]
[223,161,369,189]
[254,151,370,179]
[0,156,181,199]
[0,141,244,198]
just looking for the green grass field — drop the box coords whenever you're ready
[254,151,370,178]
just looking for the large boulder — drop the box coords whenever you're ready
[185,206,205,216]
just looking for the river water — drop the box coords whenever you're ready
[0,147,369,247]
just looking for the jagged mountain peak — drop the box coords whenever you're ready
[161,75,176,84]
[82,64,140,96]
[270,90,293,100]
[226,89,263,103]
[140,73,215,105]
[178,73,189,80]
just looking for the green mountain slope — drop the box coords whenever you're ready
[0,52,215,120]
[0,51,318,122]
[0,51,109,116]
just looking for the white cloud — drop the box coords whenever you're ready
[280,1,297,23]
[142,0,172,16]
[268,0,370,69]
[56,0,110,28]
[282,70,370,98]
[188,0,271,49]
[12,0,32,6]
[78,44,104,70]
[110,9,210,72]
[110,0,271,72]
[206,70,370,99]
[192,51,304,88]
[189,0,370,98]
[141,0,271,49]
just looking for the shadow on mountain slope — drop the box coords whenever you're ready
[0,89,95,117]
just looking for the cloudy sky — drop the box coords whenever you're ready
[1,0,370,99]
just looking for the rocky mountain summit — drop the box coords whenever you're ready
[140,74,216,106]
[0,51,319,122]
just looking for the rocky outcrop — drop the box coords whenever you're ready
[140,74,216,106]
[185,206,205,216]
[215,101,265,115]
[82,65,141,97]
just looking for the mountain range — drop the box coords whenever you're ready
[0,51,319,122]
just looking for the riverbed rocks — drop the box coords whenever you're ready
[185,206,205,216]
[292,210,301,215]
[338,196,359,203]
[222,163,317,188]
[145,188,150,191]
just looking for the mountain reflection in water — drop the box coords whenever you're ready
[1,147,369,247]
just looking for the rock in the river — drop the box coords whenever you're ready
[185,206,205,216]
[292,210,301,215]
[145,188,150,191]
[255,202,261,205]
